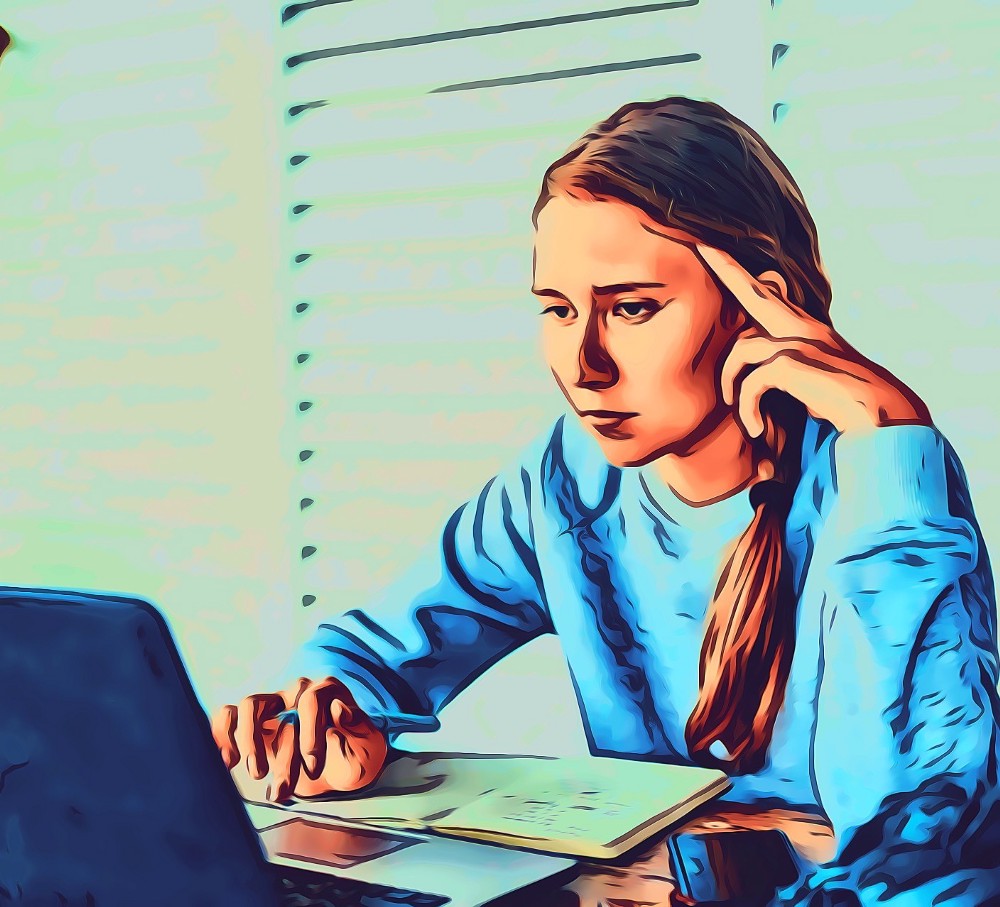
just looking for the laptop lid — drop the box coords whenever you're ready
[0,587,577,907]
[0,587,275,907]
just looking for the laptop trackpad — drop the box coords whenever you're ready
[254,810,575,907]
[261,818,418,870]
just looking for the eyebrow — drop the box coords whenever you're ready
[530,281,669,298]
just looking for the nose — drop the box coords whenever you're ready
[576,313,618,390]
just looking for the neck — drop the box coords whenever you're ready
[652,412,760,507]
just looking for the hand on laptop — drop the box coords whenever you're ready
[212,677,388,803]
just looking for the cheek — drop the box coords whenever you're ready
[618,310,696,385]
[620,311,721,409]
[541,325,577,379]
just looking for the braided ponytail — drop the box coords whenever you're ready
[684,396,806,774]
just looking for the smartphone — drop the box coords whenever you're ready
[667,825,800,905]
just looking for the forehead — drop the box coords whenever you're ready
[533,195,699,285]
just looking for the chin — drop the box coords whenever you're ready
[588,428,671,469]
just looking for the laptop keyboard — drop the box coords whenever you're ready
[274,869,449,907]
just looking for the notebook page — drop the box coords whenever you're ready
[433,757,729,855]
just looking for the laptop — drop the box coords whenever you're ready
[0,587,575,907]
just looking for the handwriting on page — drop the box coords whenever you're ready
[485,787,633,839]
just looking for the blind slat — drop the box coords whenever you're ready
[286,246,527,298]
[297,349,545,399]
[282,11,704,102]
[286,134,560,203]
[282,61,755,152]
[279,0,700,49]
[286,195,530,246]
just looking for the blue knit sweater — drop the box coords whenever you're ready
[299,414,1000,905]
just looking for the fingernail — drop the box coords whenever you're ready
[304,754,317,775]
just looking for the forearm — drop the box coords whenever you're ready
[786,427,1000,904]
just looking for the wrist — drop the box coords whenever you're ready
[832,423,950,527]
[857,382,932,430]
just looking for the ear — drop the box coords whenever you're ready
[756,269,789,302]
[719,289,751,332]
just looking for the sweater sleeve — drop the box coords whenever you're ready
[290,450,553,742]
[780,426,1000,906]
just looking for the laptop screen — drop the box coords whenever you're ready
[0,588,275,907]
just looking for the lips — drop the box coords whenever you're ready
[580,409,633,418]
[579,410,638,439]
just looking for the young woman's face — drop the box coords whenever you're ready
[532,194,740,467]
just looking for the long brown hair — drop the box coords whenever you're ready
[532,97,832,775]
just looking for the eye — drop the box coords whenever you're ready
[539,304,574,321]
[613,299,660,321]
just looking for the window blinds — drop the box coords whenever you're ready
[276,1,777,633]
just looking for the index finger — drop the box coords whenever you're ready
[695,243,815,339]
[236,692,285,780]
[211,704,239,770]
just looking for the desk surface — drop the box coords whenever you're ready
[245,752,836,907]
[270,803,835,907]
[566,803,835,906]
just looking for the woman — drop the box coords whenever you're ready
[214,97,1000,904]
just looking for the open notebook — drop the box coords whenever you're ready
[243,752,730,860]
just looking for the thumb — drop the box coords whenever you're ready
[322,699,389,792]
[329,698,362,731]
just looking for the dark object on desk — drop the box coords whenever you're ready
[566,804,818,907]
[668,825,799,905]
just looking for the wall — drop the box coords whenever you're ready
[0,1,295,708]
